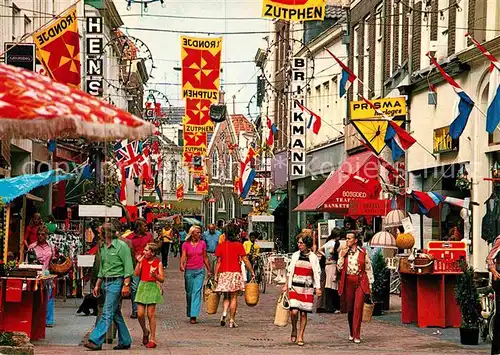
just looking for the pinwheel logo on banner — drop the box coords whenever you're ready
[33,5,81,88]
[184,98,215,133]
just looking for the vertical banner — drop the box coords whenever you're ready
[180,36,222,175]
[33,5,81,88]
[290,57,307,178]
[262,0,326,22]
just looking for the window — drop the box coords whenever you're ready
[24,15,32,36]
[374,4,383,96]
[363,16,370,97]
[207,194,215,224]
[12,4,20,40]
[227,195,235,219]
[217,195,226,212]
[227,154,233,178]
[212,150,219,179]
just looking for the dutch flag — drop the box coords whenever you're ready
[384,121,416,161]
[428,54,475,140]
[466,34,500,133]
[267,116,278,146]
[325,47,357,98]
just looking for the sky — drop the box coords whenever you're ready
[114,0,270,117]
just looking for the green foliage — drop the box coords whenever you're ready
[0,332,15,346]
[455,261,481,329]
[371,249,390,303]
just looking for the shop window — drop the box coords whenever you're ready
[217,195,226,213]
[212,150,219,179]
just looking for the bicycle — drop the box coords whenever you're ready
[478,285,495,342]
[252,254,267,294]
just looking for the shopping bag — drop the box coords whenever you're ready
[204,278,220,314]
[274,292,290,327]
[362,295,374,323]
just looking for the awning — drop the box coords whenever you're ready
[184,217,203,226]
[0,170,74,204]
[294,151,381,214]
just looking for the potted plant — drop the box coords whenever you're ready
[455,261,481,345]
[371,249,390,316]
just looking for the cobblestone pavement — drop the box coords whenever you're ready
[35,257,490,355]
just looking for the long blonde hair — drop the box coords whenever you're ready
[186,225,202,241]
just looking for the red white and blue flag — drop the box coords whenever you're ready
[267,116,278,146]
[411,190,469,216]
[115,141,150,178]
[466,33,500,133]
[428,54,475,140]
[237,147,257,199]
[295,101,321,134]
[325,47,356,98]
[384,121,416,161]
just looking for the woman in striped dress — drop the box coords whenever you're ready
[282,233,321,346]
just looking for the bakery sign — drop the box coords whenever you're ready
[433,125,459,154]
[348,199,391,216]
[290,57,306,178]
[322,191,369,210]
[85,15,103,97]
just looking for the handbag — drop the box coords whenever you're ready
[274,292,290,327]
[204,278,220,314]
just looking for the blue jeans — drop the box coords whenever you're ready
[46,283,54,326]
[130,275,140,315]
[89,278,131,347]
[184,269,205,318]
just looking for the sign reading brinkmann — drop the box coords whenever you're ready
[262,0,325,22]
[290,57,306,178]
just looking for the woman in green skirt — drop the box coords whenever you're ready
[134,243,165,348]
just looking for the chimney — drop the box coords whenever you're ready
[232,95,236,114]
[218,90,225,104]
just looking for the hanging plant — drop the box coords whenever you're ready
[456,166,471,191]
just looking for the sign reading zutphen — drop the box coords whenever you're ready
[290,57,306,178]
[350,97,407,119]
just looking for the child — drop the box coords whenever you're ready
[134,243,165,348]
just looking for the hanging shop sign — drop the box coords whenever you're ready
[32,5,81,88]
[85,15,103,97]
[433,125,459,154]
[4,43,36,71]
[181,36,222,102]
[348,199,391,216]
[350,97,407,119]
[291,57,307,178]
[262,0,326,22]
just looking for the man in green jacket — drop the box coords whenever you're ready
[84,223,134,351]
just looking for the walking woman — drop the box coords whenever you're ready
[180,225,211,324]
[338,231,374,344]
[134,243,164,348]
[317,228,343,313]
[282,233,321,346]
[214,223,254,328]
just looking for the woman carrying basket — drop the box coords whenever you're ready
[214,223,254,328]
[282,233,321,346]
[337,231,374,344]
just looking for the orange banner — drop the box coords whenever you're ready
[181,36,222,102]
[194,174,209,195]
[33,5,81,88]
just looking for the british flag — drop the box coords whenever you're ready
[115,141,150,178]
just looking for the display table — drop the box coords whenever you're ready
[0,275,56,340]
[400,271,462,328]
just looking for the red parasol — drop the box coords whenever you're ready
[0,64,155,140]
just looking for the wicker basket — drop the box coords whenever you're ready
[245,280,260,307]
[206,292,220,314]
[49,257,73,276]
[274,293,290,327]
[362,303,374,322]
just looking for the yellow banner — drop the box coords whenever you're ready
[181,36,222,102]
[350,97,407,119]
[33,5,81,88]
[184,123,215,134]
[262,0,325,21]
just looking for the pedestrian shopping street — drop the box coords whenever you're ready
[33,256,488,355]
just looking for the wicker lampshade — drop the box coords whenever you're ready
[384,209,408,228]
[370,231,397,249]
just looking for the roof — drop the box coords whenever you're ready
[294,151,381,214]
[164,106,184,125]
[230,114,254,136]
[325,5,346,20]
